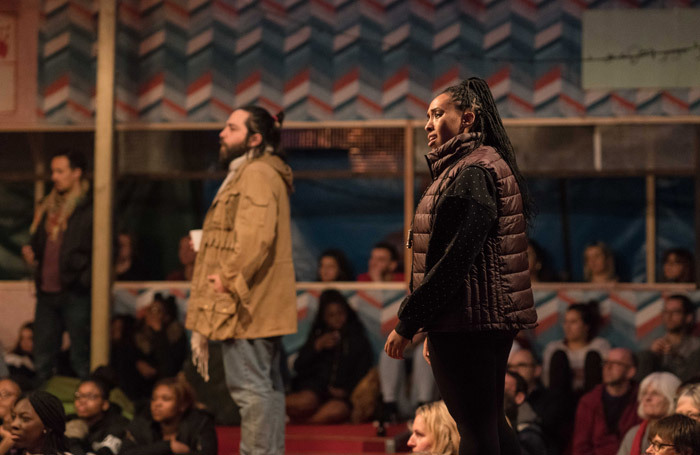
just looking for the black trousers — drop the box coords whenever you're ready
[428,330,521,455]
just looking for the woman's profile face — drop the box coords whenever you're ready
[10,398,46,451]
[425,93,467,151]
[318,256,340,282]
[150,385,180,423]
[563,309,588,343]
[676,396,700,422]
[407,414,434,453]
[323,302,348,331]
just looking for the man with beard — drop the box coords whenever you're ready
[22,150,93,385]
[503,370,549,455]
[637,294,700,381]
[572,348,641,455]
[186,106,296,455]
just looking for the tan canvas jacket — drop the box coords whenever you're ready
[185,153,297,340]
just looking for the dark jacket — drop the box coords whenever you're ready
[572,383,642,455]
[66,405,129,455]
[121,408,217,455]
[293,324,373,398]
[396,133,536,337]
[30,191,93,293]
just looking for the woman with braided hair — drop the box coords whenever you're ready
[8,390,68,455]
[385,78,537,455]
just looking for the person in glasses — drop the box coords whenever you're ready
[644,414,700,455]
[65,378,129,455]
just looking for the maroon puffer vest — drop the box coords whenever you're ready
[411,135,537,332]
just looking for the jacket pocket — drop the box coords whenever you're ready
[205,292,239,340]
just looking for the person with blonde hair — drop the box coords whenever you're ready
[675,382,700,422]
[617,372,681,455]
[583,241,618,283]
[408,401,460,455]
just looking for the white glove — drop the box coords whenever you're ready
[191,331,210,382]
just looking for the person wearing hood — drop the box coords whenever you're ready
[186,106,296,455]
[64,378,129,455]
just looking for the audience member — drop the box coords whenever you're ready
[407,401,459,455]
[584,241,618,283]
[316,249,354,282]
[617,372,681,455]
[65,378,129,455]
[508,348,570,453]
[528,240,558,282]
[660,248,694,283]
[133,295,187,400]
[23,150,93,383]
[9,390,69,455]
[637,295,700,382]
[108,315,141,401]
[286,290,373,424]
[674,382,700,422]
[645,414,700,455]
[357,241,404,282]
[115,233,148,281]
[165,236,196,282]
[121,377,216,455]
[504,370,550,455]
[543,301,610,397]
[0,379,20,455]
[4,323,36,391]
[573,348,641,455]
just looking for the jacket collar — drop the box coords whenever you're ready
[425,132,482,179]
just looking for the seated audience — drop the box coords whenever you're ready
[617,372,681,455]
[108,315,141,401]
[65,378,129,455]
[4,323,35,391]
[660,248,694,283]
[675,382,700,422]
[407,401,459,455]
[528,240,558,282]
[133,294,187,400]
[357,241,404,282]
[508,348,570,453]
[121,377,216,455]
[644,414,700,455]
[504,370,551,455]
[286,290,373,424]
[637,295,700,382]
[543,301,610,397]
[584,241,618,283]
[0,379,20,455]
[316,249,354,282]
[8,391,68,455]
[165,236,196,282]
[573,348,641,455]
[115,232,148,281]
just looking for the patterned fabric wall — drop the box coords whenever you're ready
[109,284,700,360]
[38,0,700,124]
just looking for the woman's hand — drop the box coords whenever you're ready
[314,331,340,351]
[384,330,410,359]
[170,439,191,454]
[422,336,431,365]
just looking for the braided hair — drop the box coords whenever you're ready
[238,106,286,160]
[442,78,533,222]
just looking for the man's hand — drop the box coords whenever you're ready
[384,330,411,360]
[422,336,431,365]
[650,337,671,355]
[207,274,227,293]
[191,330,210,382]
[21,245,35,266]
[314,331,340,351]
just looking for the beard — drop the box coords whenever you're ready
[219,140,249,167]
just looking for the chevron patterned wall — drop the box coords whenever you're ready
[38,0,700,124]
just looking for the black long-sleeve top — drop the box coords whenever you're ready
[120,409,217,455]
[396,166,498,339]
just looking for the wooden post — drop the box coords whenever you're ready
[403,121,415,285]
[28,133,45,207]
[646,174,656,283]
[91,0,116,369]
[695,126,700,287]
